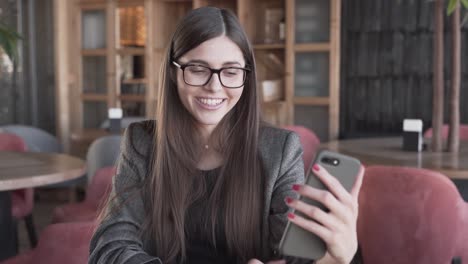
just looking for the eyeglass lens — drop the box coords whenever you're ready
[183,65,246,88]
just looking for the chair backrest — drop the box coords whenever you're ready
[424,124,468,141]
[86,135,122,183]
[22,221,95,264]
[282,125,320,171]
[358,166,468,264]
[0,125,63,153]
[86,166,116,206]
[0,133,27,152]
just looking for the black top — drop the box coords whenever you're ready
[184,168,235,264]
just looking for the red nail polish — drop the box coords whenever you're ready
[313,164,320,171]
[285,197,293,204]
[292,184,300,191]
[288,213,295,219]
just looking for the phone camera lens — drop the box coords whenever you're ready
[321,156,340,166]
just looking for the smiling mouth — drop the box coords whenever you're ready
[196,97,226,106]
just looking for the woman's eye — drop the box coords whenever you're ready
[223,69,241,76]
[188,66,209,74]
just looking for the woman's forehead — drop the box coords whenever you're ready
[181,36,245,67]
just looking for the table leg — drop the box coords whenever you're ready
[0,191,17,261]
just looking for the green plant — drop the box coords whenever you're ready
[447,0,468,14]
[448,0,468,24]
[0,22,22,63]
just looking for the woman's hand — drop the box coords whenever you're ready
[247,259,285,264]
[285,164,364,264]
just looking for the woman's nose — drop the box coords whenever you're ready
[203,73,223,92]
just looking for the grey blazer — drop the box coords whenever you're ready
[88,121,310,264]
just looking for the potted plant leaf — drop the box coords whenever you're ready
[0,21,21,64]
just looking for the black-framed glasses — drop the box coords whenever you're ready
[172,61,250,89]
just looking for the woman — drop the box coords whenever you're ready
[89,6,363,264]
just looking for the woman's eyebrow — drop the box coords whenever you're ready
[185,59,242,67]
[185,59,209,65]
[222,61,242,67]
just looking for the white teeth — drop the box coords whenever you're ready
[198,98,223,106]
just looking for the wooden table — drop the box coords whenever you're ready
[320,137,468,180]
[0,151,86,261]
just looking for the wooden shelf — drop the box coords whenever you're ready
[262,100,286,107]
[117,0,145,7]
[119,94,146,101]
[161,0,192,2]
[117,47,145,56]
[57,0,342,152]
[254,43,285,50]
[79,2,106,9]
[81,93,108,101]
[79,0,105,4]
[81,49,107,56]
[293,97,330,106]
[294,43,330,52]
[122,78,147,84]
[196,0,237,10]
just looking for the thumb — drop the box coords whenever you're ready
[247,259,264,264]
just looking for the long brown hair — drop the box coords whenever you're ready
[144,6,264,263]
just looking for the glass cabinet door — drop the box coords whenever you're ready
[295,0,330,43]
[294,52,329,97]
[82,10,106,49]
[82,56,107,94]
[81,8,108,129]
[292,0,333,141]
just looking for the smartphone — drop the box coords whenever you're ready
[278,149,361,260]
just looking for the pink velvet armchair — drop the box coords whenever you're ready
[0,221,96,264]
[424,124,468,140]
[51,167,116,223]
[358,166,468,263]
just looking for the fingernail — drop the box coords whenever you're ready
[313,164,320,171]
[288,213,295,219]
[285,197,293,204]
[292,184,300,191]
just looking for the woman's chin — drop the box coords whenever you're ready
[195,119,222,127]
[193,113,226,127]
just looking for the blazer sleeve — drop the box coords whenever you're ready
[267,131,313,264]
[88,123,162,264]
